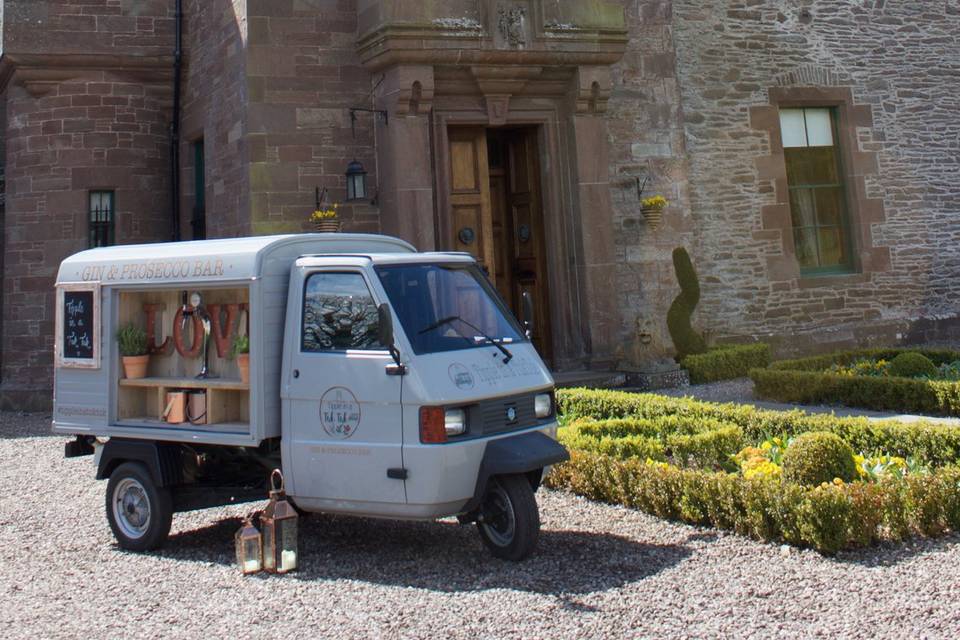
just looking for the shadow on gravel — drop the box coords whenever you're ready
[0,413,55,439]
[159,513,692,595]
[835,532,960,567]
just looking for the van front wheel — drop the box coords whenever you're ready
[105,462,173,551]
[476,474,540,561]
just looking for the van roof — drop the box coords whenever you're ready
[56,233,417,286]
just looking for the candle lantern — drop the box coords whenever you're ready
[235,517,262,575]
[345,159,367,202]
[261,469,299,574]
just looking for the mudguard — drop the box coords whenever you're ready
[462,430,569,513]
[96,439,183,487]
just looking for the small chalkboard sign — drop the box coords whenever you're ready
[57,284,100,369]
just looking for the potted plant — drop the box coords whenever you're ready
[641,195,668,230]
[232,334,250,384]
[117,324,149,379]
[310,202,340,233]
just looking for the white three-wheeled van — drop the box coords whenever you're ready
[53,234,566,561]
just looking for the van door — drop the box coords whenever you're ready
[282,266,405,506]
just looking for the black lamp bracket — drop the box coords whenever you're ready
[349,107,389,138]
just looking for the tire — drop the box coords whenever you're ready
[105,461,173,551]
[476,474,540,561]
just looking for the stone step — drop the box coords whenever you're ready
[552,370,628,389]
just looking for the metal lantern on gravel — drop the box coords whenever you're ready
[235,517,262,575]
[261,469,298,574]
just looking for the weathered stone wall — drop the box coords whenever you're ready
[610,0,960,359]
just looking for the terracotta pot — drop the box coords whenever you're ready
[121,354,150,379]
[641,207,664,230]
[314,219,341,233]
[237,353,250,384]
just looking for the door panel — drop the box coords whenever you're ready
[448,128,495,279]
[284,268,405,505]
[505,130,553,364]
[445,126,552,365]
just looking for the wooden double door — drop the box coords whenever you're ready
[446,126,553,364]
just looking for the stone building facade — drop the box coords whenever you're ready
[0,0,958,409]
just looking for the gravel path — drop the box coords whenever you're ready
[3,414,960,639]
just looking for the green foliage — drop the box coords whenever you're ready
[681,343,771,384]
[666,247,707,359]
[116,324,148,357]
[888,352,938,379]
[782,432,857,486]
[231,334,250,358]
[557,388,960,467]
[751,366,960,417]
[546,449,960,554]
[667,426,744,470]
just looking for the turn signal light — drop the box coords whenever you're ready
[419,406,447,444]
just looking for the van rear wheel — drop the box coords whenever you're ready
[105,462,173,551]
[476,474,540,561]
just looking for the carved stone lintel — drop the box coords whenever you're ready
[571,66,613,115]
[484,95,512,126]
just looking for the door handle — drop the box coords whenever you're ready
[293,369,300,379]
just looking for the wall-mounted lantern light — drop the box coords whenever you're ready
[345,160,368,202]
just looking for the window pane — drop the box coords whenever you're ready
[815,187,845,226]
[302,273,383,352]
[793,228,819,269]
[785,147,839,185]
[817,227,846,267]
[804,108,834,146]
[779,109,807,148]
[789,189,817,228]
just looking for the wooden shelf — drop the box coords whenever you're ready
[119,376,249,391]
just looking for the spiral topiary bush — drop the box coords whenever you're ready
[666,247,707,359]
[888,352,937,379]
[782,432,858,486]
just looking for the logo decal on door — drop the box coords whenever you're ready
[319,387,361,439]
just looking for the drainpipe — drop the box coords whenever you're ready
[170,0,183,241]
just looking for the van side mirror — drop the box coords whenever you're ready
[377,303,405,374]
[521,291,535,340]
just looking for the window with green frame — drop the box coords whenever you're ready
[779,107,853,274]
[89,190,115,248]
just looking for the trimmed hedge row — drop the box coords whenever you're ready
[681,343,771,384]
[751,347,960,417]
[557,388,960,468]
[546,449,960,554]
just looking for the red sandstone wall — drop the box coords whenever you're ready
[0,1,174,408]
[244,0,379,235]
[179,0,249,238]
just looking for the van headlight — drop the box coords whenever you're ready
[535,393,553,418]
[444,408,467,436]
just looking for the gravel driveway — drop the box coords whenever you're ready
[3,413,960,639]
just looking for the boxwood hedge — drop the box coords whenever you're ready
[681,343,771,384]
[749,348,960,416]
[550,388,960,553]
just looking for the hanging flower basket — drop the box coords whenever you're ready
[314,219,341,233]
[641,207,663,230]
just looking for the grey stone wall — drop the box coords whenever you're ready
[610,0,960,359]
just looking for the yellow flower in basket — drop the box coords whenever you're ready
[310,203,339,223]
[641,195,668,210]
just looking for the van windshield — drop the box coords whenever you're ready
[375,263,526,356]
